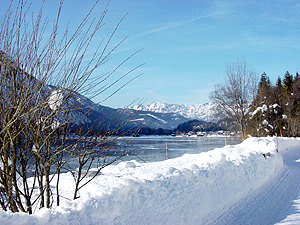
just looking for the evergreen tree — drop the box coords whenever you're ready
[281,71,297,136]
[248,73,286,137]
[283,71,293,93]
[294,72,300,83]
[290,73,300,136]
[276,77,283,92]
[271,77,286,136]
[248,73,275,136]
[247,71,300,137]
[257,72,272,104]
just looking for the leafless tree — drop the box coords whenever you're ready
[0,0,141,213]
[210,59,258,140]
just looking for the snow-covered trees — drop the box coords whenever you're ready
[211,60,300,138]
[248,71,300,137]
[247,73,284,137]
[210,59,257,140]
[0,0,140,213]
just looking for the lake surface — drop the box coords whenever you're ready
[119,136,242,163]
[56,135,241,174]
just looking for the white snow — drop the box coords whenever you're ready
[51,118,60,130]
[130,118,145,122]
[140,113,168,124]
[130,102,221,122]
[214,138,300,225]
[251,104,281,118]
[282,114,288,119]
[251,104,268,116]
[48,90,63,111]
[2,137,300,224]
[262,119,269,126]
[32,145,38,153]
[268,124,274,129]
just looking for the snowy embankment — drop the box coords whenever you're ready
[1,137,300,225]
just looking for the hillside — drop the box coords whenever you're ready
[176,119,222,133]
[1,52,222,133]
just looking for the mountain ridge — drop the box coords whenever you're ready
[130,102,221,122]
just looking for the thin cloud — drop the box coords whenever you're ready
[131,9,231,40]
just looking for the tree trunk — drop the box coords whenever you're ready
[44,166,51,208]
[56,168,60,206]
[73,164,83,200]
[36,160,45,209]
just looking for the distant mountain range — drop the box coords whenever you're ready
[68,101,224,131]
[55,95,192,131]
[70,101,223,131]
[130,102,222,122]
[1,51,226,134]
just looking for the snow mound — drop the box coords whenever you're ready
[1,137,299,225]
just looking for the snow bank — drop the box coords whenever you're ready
[277,137,300,152]
[1,137,298,225]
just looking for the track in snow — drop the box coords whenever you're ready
[211,146,300,225]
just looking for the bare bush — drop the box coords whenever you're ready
[0,0,141,213]
[210,59,258,140]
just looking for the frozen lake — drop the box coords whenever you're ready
[119,136,242,163]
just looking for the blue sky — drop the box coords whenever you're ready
[2,0,300,108]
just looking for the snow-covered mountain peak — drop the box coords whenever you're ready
[130,102,221,122]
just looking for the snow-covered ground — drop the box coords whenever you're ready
[1,137,300,224]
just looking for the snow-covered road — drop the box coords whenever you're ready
[213,144,300,225]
